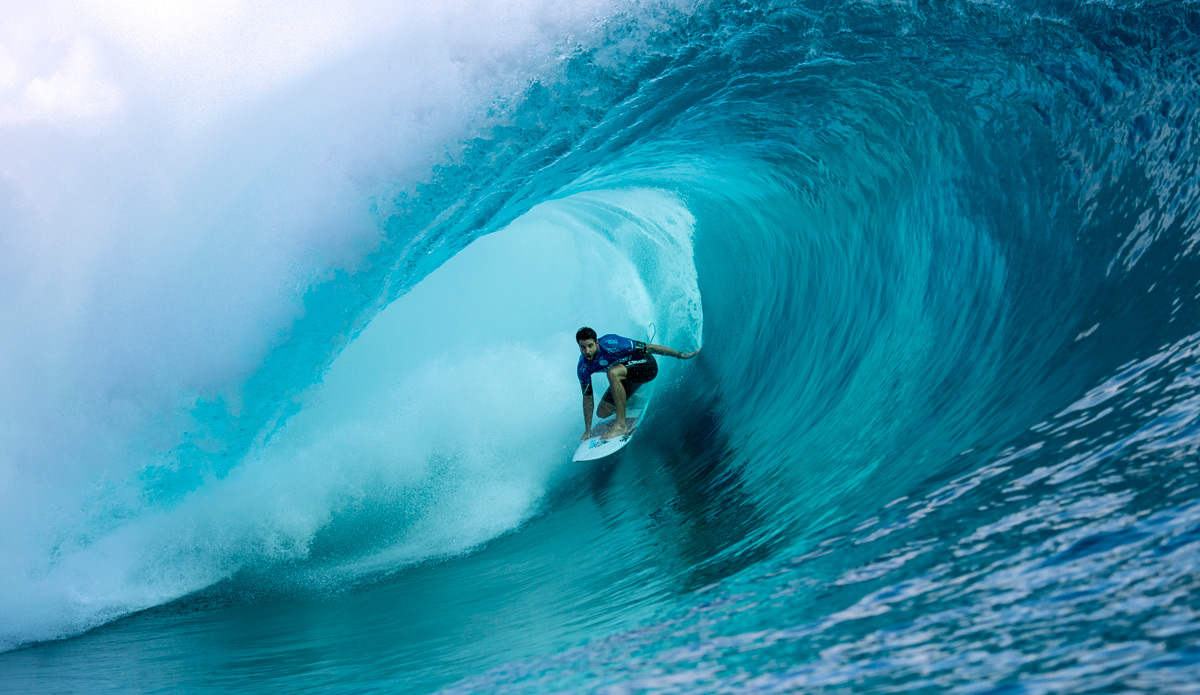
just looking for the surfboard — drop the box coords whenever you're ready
[572,389,652,462]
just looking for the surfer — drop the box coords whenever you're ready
[576,327,701,440]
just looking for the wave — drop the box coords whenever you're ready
[3,6,1200,693]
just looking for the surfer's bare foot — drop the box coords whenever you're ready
[603,422,629,440]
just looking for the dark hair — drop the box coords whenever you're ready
[576,327,597,342]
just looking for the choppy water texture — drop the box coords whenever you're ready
[4,0,1200,693]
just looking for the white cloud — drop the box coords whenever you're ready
[0,0,401,129]
[78,0,383,124]
[16,38,122,124]
[0,3,122,128]
[0,45,19,90]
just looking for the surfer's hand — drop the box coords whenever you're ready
[679,347,701,359]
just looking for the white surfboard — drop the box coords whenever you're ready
[572,390,652,462]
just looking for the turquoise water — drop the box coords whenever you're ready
[4,0,1200,692]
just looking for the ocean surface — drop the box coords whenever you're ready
[3,0,1200,692]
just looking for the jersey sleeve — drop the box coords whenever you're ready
[600,334,645,358]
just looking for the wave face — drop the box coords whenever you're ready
[4,0,1200,692]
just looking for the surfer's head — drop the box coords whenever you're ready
[576,327,599,360]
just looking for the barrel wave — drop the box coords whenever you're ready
[3,1,1200,693]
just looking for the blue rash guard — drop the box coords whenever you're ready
[578,334,647,395]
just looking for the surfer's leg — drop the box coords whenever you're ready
[597,388,616,418]
[603,365,630,439]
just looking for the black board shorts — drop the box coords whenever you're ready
[600,354,658,407]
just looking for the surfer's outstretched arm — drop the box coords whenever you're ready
[645,343,701,360]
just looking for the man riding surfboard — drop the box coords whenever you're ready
[575,327,701,440]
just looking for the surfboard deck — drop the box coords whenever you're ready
[572,392,652,462]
